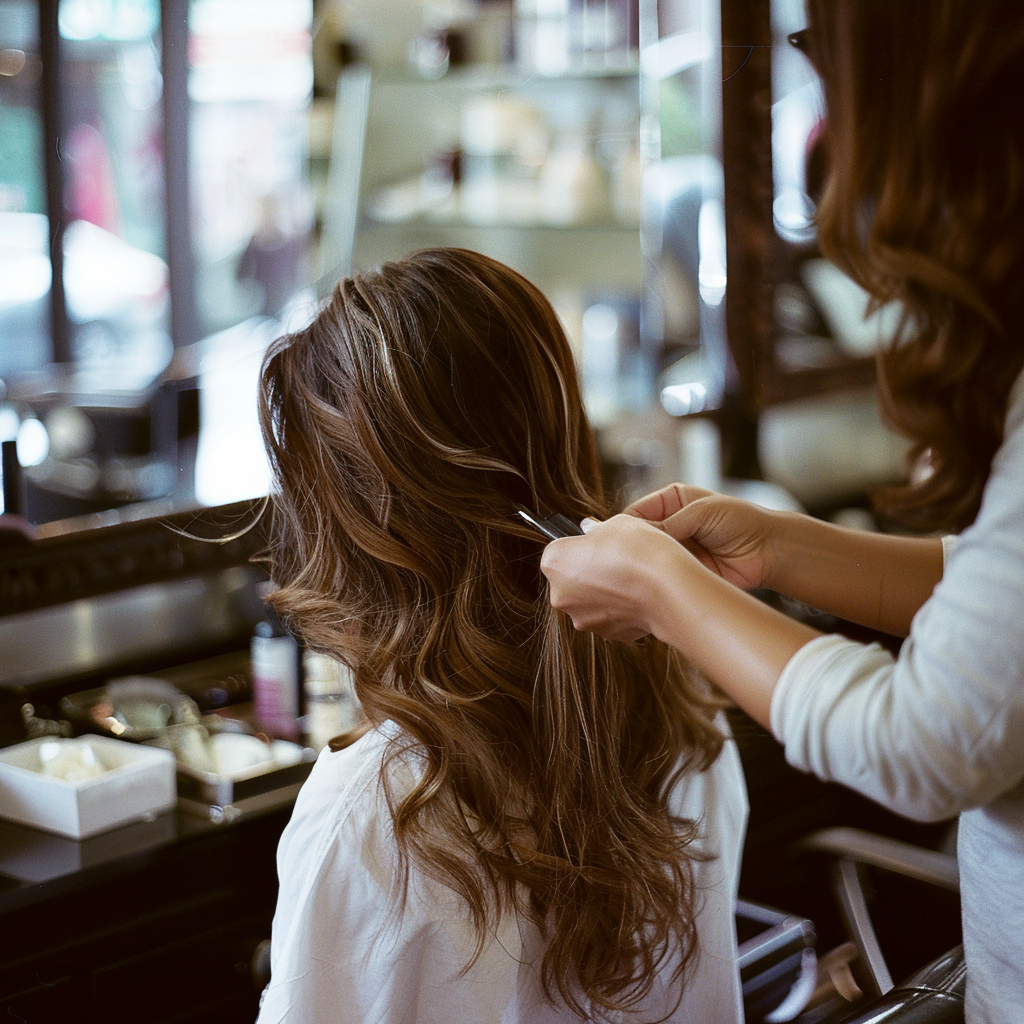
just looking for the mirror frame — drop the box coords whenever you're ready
[717,0,876,474]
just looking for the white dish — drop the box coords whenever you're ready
[0,735,176,839]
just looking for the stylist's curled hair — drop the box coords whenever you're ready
[807,0,1024,531]
[257,248,725,1016]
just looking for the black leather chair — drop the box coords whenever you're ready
[797,828,965,1024]
[828,946,965,1024]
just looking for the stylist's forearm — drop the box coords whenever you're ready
[766,513,943,638]
[651,547,821,730]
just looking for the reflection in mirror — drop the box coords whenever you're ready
[764,0,907,515]
[0,0,315,534]
[186,0,315,510]
[2,0,731,533]
[641,0,727,496]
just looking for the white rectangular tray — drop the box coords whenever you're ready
[0,736,176,839]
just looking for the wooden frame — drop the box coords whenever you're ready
[719,0,876,425]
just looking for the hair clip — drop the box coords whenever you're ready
[514,507,585,541]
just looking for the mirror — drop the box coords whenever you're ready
[0,0,316,536]
[2,0,733,541]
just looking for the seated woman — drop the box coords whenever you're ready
[254,248,747,1023]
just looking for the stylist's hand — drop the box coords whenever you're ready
[541,514,690,642]
[626,484,775,591]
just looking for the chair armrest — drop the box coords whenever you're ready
[795,827,959,891]
[793,827,959,999]
[823,946,965,1024]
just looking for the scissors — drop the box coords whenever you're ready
[514,507,586,541]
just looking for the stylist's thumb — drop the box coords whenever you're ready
[540,520,604,616]
[659,497,710,544]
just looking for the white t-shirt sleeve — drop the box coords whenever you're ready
[770,376,1024,822]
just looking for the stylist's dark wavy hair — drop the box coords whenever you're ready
[258,248,724,1015]
[807,0,1024,530]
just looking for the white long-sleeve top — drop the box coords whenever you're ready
[771,372,1024,1023]
[257,716,747,1024]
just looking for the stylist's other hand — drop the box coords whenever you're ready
[625,483,774,591]
[541,514,684,642]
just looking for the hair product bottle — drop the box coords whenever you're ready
[251,585,303,741]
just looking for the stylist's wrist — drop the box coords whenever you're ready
[761,509,820,594]
[755,509,800,593]
[644,540,706,646]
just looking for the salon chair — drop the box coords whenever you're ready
[825,947,965,1024]
[801,828,965,1024]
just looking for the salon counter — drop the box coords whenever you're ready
[0,791,291,1023]
[0,500,295,1023]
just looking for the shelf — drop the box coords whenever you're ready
[363,213,639,233]
[352,220,643,294]
[373,58,641,91]
[362,177,639,233]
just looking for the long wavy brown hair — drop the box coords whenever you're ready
[258,248,725,1016]
[807,0,1024,530]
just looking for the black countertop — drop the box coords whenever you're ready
[0,787,297,918]
[0,790,292,1024]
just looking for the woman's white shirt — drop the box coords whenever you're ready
[256,716,747,1024]
[771,371,1024,1023]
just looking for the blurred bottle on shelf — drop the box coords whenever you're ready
[471,0,516,65]
[303,650,362,751]
[538,131,608,224]
[460,93,547,224]
[251,583,303,741]
[514,0,637,74]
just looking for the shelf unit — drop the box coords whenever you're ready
[311,58,645,316]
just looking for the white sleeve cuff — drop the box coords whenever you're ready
[769,633,894,781]
[770,634,849,747]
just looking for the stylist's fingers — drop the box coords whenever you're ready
[658,494,770,590]
[625,483,716,522]
[541,515,669,641]
[632,498,720,576]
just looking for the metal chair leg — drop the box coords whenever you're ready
[833,858,894,997]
